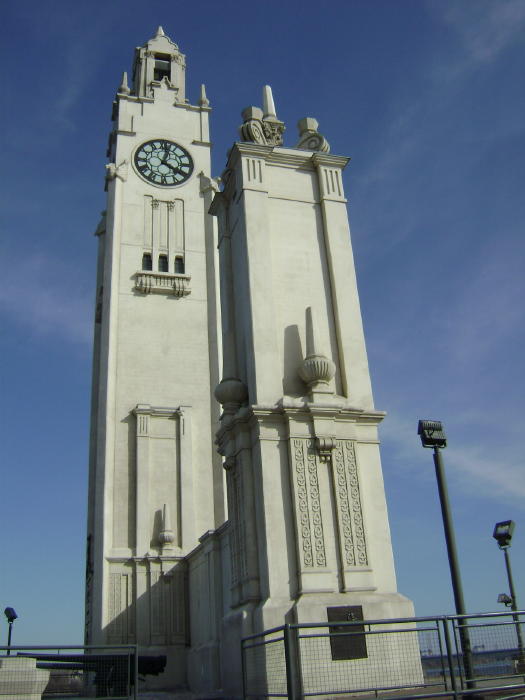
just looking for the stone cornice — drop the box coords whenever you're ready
[311,152,350,169]
[225,142,349,173]
[215,399,385,447]
[115,92,206,112]
[133,403,185,418]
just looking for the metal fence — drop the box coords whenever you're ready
[0,645,137,698]
[242,611,525,699]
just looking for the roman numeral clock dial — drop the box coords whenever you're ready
[134,139,194,186]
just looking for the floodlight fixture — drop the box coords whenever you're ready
[418,420,447,449]
[497,593,513,607]
[493,520,524,660]
[4,608,17,623]
[493,520,515,549]
[4,607,17,655]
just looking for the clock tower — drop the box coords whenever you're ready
[87,28,421,695]
[85,27,222,683]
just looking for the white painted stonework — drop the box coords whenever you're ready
[87,27,420,697]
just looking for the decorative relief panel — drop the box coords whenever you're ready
[290,439,326,568]
[107,570,134,643]
[331,440,368,567]
[149,568,185,644]
[227,460,247,587]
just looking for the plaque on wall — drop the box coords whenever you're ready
[327,605,368,661]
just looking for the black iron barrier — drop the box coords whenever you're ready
[242,611,525,700]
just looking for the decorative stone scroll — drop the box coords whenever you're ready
[296,117,330,153]
[331,440,368,567]
[239,86,285,146]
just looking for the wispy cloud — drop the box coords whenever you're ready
[430,0,525,67]
[0,253,93,345]
[440,245,524,366]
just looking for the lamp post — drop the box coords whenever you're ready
[4,607,17,656]
[493,520,524,666]
[417,420,475,688]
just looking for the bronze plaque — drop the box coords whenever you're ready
[327,605,367,661]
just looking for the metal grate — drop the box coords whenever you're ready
[0,645,137,699]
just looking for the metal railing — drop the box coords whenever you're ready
[242,611,525,699]
[0,645,138,698]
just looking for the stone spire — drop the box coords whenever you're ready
[117,71,130,95]
[262,85,277,119]
[199,84,210,107]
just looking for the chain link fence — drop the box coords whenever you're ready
[0,645,137,698]
[242,611,525,699]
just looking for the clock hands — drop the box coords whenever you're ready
[156,148,183,176]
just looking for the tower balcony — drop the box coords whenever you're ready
[134,270,191,297]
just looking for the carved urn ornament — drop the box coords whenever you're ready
[298,307,336,395]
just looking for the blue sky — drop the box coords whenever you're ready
[1,0,524,646]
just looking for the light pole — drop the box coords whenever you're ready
[493,520,524,667]
[417,420,475,688]
[4,607,17,656]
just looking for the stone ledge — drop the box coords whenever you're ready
[134,271,191,297]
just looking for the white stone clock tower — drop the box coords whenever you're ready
[87,28,420,695]
[85,27,222,682]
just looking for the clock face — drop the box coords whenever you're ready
[134,139,194,186]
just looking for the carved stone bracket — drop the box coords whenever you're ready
[316,436,336,462]
[105,160,128,182]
